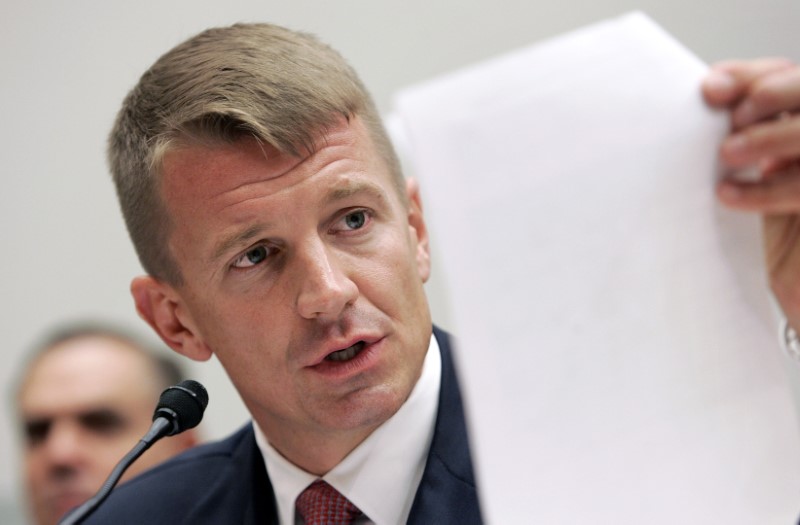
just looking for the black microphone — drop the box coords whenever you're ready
[58,380,209,525]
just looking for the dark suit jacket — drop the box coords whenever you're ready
[82,326,482,524]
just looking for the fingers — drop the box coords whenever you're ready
[708,58,800,324]
[708,58,800,183]
[717,169,800,213]
[731,67,800,128]
[702,57,795,108]
[720,114,800,167]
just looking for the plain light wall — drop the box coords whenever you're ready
[2,1,799,522]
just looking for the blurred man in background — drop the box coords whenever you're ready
[15,323,199,525]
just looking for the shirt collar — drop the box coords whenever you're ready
[254,332,441,525]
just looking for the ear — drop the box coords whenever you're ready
[405,178,431,283]
[130,276,213,362]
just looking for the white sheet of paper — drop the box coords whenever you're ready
[392,12,800,524]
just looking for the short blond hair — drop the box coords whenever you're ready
[109,23,403,285]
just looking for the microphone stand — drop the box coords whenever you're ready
[57,379,207,524]
[58,418,173,525]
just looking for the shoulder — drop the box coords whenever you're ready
[82,424,266,524]
[125,422,256,488]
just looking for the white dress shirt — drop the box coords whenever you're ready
[253,333,442,525]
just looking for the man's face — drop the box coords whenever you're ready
[18,337,193,525]
[151,117,431,465]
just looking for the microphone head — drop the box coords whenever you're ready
[153,380,209,435]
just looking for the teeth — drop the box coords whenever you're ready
[326,341,365,362]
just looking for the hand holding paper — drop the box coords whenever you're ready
[704,58,800,332]
[393,12,800,523]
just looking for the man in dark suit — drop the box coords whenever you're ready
[85,22,481,524]
[81,21,800,525]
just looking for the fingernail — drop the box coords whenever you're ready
[734,100,757,127]
[718,182,741,200]
[722,134,749,159]
[704,71,736,96]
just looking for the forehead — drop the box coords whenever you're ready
[160,116,392,200]
[159,118,400,265]
[19,337,159,415]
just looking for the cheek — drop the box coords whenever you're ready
[24,454,44,481]
[208,323,290,393]
[194,281,288,327]
[357,251,423,307]
[186,286,296,374]
[98,439,142,471]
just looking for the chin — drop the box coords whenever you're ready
[327,383,410,431]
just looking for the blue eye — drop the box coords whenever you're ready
[233,245,271,268]
[343,211,366,230]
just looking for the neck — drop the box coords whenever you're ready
[256,421,381,475]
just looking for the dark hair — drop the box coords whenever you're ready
[17,320,184,394]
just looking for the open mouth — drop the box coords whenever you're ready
[325,341,366,362]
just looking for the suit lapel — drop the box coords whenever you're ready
[239,426,280,525]
[407,326,483,524]
[248,326,483,524]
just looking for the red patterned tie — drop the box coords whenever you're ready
[295,480,364,525]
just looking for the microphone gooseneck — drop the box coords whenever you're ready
[58,380,209,525]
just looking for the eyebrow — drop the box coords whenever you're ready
[22,408,127,442]
[211,223,271,265]
[325,181,389,207]
[78,408,126,430]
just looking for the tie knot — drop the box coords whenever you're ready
[296,480,363,525]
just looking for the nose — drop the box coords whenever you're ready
[43,421,86,475]
[295,241,358,320]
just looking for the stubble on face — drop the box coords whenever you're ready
[158,117,432,472]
